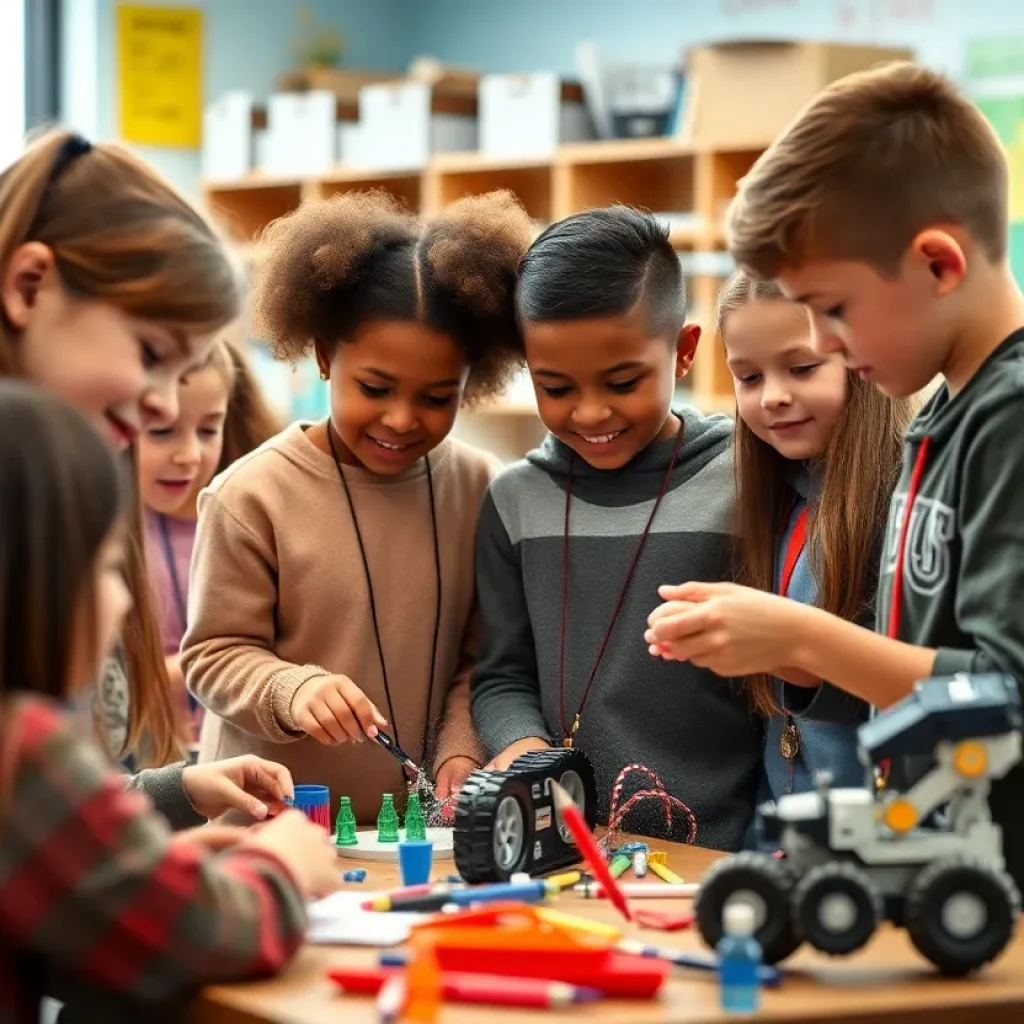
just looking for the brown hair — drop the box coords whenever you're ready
[253,189,532,403]
[726,61,1009,279]
[716,271,915,715]
[0,128,245,766]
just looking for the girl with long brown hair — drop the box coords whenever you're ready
[0,127,295,824]
[649,270,914,799]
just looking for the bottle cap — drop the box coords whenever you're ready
[723,902,756,936]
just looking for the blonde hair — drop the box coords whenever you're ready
[727,61,1008,279]
[717,270,915,716]
[0,128,245,766]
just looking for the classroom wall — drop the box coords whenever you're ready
[61,0,410,196]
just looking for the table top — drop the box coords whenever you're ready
[192,841,1024,1024]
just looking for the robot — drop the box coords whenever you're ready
[452,748,598,883]
[695,673,1023,976]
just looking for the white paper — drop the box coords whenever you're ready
[306,890,421,946]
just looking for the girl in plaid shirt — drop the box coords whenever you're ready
[0,381,339,1023]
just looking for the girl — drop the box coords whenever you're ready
[0,381,338,1022]
[0,127,289,825]
[648,271,914,799]
[140,338,280,748]
[182,189,533,824]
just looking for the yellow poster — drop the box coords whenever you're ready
[117,5,202,147]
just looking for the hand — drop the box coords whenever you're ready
[434,756,480,799]
[182,755,295,821]
[291,674,388,745]
[241,809,340,899]
[645,582,808,678]
[485,737,551,772]
[171,824,248,853]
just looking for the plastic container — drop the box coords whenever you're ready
[292,784,331,830]
[399,840,434,886]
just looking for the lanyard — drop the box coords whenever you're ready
[778,506,809,597]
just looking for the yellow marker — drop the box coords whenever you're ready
[535,907,622,940]
[649,861,686,886]
[546,870,582,890]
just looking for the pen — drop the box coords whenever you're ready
[372,730,419,774]
[617,940,783,987]
[371,879,555,913]
[576,881,700,899]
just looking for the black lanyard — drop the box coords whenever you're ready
[157,514,189,634]
[326,422,441,766]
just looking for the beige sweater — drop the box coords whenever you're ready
[181,421,499,824]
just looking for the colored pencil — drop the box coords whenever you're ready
[576,881,700,899]
[550,780,633,921]
[617,940,783,987]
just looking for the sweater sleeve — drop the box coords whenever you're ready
[932,400,1024,682]
[181,490,329,743]
[124,763,206,831]
[470,491,552,756]
[0,699,306,1002]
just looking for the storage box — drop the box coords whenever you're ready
[479,72,593,157]
[263,90,337,177]
[682,41,913,149]
[202,92,258,181]
[354,82,477,171]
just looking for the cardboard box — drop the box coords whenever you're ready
[202,92,257,181]
[264,90,337,176]
[682,41,913,149]
[479,72,593,157]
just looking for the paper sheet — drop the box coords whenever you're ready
[306,890,421,946]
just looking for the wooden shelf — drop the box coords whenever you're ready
[202,137,763,413]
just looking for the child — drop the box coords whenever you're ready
[645,63,1024,888]
[182,190,533,824]
[0,380,339,1021]
[0,127,285,825]
[659,270,910,801]
[140,338,280,748]
[470,206,763,851]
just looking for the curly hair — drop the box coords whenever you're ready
[252,189,532,403]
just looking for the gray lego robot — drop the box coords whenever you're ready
[695,673,1023,975]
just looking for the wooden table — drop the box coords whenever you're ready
[193,842,1024,1023]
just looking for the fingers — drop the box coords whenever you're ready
[645,606,710,646]
[657,581,721,603]
[338,679,385,738]
[321,687,365,742]
[211,777,270,821]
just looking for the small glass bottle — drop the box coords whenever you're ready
[717,902,762,1013]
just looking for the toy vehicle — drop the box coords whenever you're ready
[695,673,1023,975]
[453,748,598,883]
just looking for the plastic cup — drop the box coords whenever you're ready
[398,840,434,886]
[292,784,331,830]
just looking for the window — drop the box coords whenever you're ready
[0,0,26,169]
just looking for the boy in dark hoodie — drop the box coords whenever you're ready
[470,206,763,851]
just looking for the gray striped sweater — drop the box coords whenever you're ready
[470,407,763,851]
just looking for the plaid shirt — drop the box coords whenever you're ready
[0,697,308,1023]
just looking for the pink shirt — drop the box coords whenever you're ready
[144,509,197,654]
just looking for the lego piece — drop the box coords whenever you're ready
[334,796,358,847]
[342,869,368,883]
[405,792,427,841]
[377,793,400,843]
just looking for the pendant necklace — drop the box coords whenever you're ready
[777,505,809,767]
[558,425,685,748]
[326,422,442,769]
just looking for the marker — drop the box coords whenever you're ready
[576,881,700,899]
[617,940,782,988]
[374,879,556,913]
[648,861,687,886]
[361,884,445,911]
[545,869,583,889]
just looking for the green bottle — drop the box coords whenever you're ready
[334,796,357,847]
[404,792,427,841]
[377,793,400,843]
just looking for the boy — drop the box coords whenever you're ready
[646,62,1024,887]
[470,206,763,851]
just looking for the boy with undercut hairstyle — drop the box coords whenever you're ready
[646,61,1024,889]
[471,205,763,852]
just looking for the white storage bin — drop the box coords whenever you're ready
[264,90,337,177]
[479,72,594,158]
[202,92,255,181]
[355,82,477,171]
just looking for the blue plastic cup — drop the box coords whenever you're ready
[398,840,434,886]
[292,784,331,829]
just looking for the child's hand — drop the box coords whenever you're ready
[645,582,806,678]
[291,674,388,745]
[485,737,551,771]
[171,824,249,852]
[434,756,480,799]
[182,755,295,820]
[240,809,340,899]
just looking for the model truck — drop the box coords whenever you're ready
[695,673,1023,975]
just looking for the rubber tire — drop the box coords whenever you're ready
[694,851,803,964]
[904,856,1020,976]
[793,861,881,956]
[453,770,517,883]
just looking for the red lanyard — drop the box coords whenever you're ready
[778,507,809,597]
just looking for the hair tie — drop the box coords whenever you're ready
[48,133,93,185]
